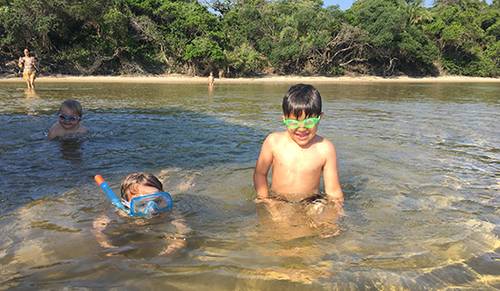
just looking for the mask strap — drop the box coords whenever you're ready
[121,199,130,209]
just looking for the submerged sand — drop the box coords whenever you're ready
[1,74,499,84]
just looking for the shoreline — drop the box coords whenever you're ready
[1,74,499,84]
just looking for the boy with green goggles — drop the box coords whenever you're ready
[283,116,321,129]
[254,84,344,237]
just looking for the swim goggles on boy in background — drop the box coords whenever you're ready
[94,175,173,218]
[283,116,321,129]
[59,114,81,122]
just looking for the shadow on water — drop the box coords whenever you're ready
[59,138,84,164]
[0,106,265,215]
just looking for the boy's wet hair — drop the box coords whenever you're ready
[282,84,322,118]
[120,172,164,200]
[60,99,83,117]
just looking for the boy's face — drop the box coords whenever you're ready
[283,111,322,148]
[58,106,81,129]
[126,184,160,202]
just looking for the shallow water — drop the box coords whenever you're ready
[0,82,499,289]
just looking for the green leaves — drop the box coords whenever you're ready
[425,0,498,76]
[0,0,498,76]
[225,42,266,76]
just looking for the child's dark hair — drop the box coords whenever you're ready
[120,172,163,200]
[282,84,322,118]
[60,99,83,117]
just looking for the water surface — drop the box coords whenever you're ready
[0,81,498,289]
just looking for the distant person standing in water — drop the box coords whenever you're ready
[208,71,215,88]
[18,48,38,90]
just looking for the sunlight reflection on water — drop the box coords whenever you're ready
[0,81,499,289]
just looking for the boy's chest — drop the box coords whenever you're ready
[273,147,324,173]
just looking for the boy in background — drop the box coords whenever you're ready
[48,99,89,140]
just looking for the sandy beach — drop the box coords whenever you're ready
[0,74,499,84]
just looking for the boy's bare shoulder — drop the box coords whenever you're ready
[48,122,62,134]
[265,131,287,143]
[316,135,337,153]
[48,124,61,140]
[78,125,89,134]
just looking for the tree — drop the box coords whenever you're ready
[348,0,438,75]
[0,0,497,76]
[426,0,498,76]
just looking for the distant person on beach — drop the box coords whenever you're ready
[208,71,215,88]
[48,99,89,140]
[253,84,344,236]
[18,48,38,90]
[93,172,190,255]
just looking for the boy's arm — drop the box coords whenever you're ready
[47,123,59,140]
[253,135,274,199]
[323,142,344,207]
[78,124,89,134]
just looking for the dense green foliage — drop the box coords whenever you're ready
[0,0,498,76]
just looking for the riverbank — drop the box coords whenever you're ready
[1,74,499,84]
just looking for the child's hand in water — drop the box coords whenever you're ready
[92,215,117,249]
[306,198,344,217]
[305,199,343,238]
[255,197,289,222]
[159,236,186,255]
[159,217,189,255]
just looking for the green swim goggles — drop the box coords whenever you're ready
[283,116,321,129]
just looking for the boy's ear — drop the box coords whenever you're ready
[320,112,324,118]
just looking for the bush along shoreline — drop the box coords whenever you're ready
[1,0,498,78]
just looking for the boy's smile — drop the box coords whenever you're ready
[284,111,321,148]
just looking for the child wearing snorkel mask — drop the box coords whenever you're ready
[119,172,173,216]
[48,99,88,140]
[93,173,190,256]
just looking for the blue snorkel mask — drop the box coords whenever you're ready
[95,175,173,218]
[121,192,173,217]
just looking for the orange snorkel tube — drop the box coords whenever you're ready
[94,175,126,211]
